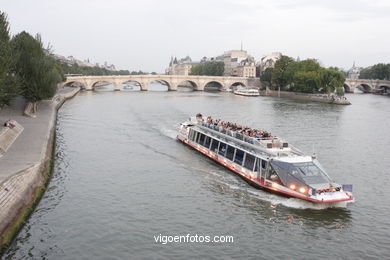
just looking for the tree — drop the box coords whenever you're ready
[11,32,62,110]
[319,68,345,94]
[271,55,295,88]
[359,63,390,80]
[190,61,224,76]
[293,71,320,93]
[0,11,18,107]
[260,68,273,88]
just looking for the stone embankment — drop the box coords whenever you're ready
[0,87,80,254]
[262,90,351,105]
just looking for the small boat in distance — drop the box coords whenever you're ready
[177,114,354,207]
[123,85,134,90]
[234,88,260,96]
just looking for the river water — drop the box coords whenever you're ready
[4,86,390,259]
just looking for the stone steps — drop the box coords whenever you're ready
[0,121,24,158]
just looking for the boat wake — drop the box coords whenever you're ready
[201,168,352,210]
[159,126,178,140]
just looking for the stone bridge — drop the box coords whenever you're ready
[344,78,390,93]
[62,75,259,91]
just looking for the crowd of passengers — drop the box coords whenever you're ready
[196,113,272,140]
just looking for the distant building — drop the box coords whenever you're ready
[165,56,198,75]
[165,50,256,78]
[260,52,282,71]
[231,57,256,78]
[223,50,256,77]
[347,62,360,79]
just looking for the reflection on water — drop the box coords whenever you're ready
[4,90,390,259]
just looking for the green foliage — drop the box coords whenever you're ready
[271,56,295,88]
[0,11,18,107]
[11,32,62,102]
[269,56,345,94]
[130,70,147,75]
[190,61,224,76]
[359,63,390,80]
[260,68,273,87]
[319,68,345,94]
[56,61,131,76]
[292,71,320,93]
[336,86,344,96]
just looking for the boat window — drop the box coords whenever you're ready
[271,160,332,185]
[244,153,256,170]
[261,159,267,169]
[204,136,211,148]
[189,129,195,141]
[226,145,235,161]
[254,158,260,172]
[219,142,227,156]
[292,162,331,183]
[192,131,198,142]
[210,139,219,152]
[194,132,199,142]
[198,133,205,145]
[234,149,245,165]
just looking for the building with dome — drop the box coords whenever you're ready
[347,62,360,79]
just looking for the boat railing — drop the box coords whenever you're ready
[199,121,303,156]
[201,122,271,148]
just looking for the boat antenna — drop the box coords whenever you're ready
[312,144,317,159]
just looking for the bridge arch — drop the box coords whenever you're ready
[63,81,86,90]
[343,83,353,93]
[120,80,142,91]
[147,80,171,91]
[356,83,373,93]
[204,81,224,91]
[177,80,198,91]
[379,84,390,90]
[91,80,116,91]
[229,81,247,90]
[378,85,390,94]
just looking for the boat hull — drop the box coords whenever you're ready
[177,134,353,205]
[234,92,260,97]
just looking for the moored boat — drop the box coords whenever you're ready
[177,114,354,206]
[234,88,260,96]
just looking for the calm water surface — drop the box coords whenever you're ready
[4,87,390,259]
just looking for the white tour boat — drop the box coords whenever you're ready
[234,88,260,97]
[177,114,354,206]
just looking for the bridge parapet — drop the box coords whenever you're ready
[344,78,390,93]
[63,75,260,91]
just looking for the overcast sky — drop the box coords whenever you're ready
[1,0,389,72]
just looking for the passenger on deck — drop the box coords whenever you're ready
[198,114,273,142]
[4,119,15,128]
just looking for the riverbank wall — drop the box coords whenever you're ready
[262,89,351,105]
[0,87,80,254]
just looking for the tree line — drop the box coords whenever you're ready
[261,56,345,96]
[1,11,155,108]
[58,62,131,76]
[1,11,63,107]
[58,63,157,76]
[359,63,390,80]
[190,61,224,76]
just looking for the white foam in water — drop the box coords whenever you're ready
[206,171,352,210]
[159,126,179,139]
